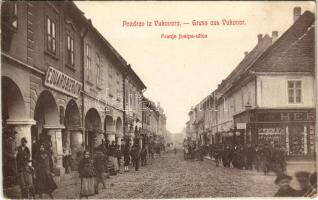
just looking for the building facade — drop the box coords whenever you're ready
[1,2,159,188]
[82,22,126,152]
[187,8,316,160]
[123,65,146,142]
[1,1,87,184]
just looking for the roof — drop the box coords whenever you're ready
[251,11,315,73]
[217,34,272,94]
[127,64,147,90]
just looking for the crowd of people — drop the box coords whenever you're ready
[183,141,287,174]
[78,138,165,198]
[183,140,317,197]
[15,135,165,199]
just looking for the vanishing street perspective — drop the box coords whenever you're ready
[1,1,317,199]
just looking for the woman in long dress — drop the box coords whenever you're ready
[78,150,96,198]
[34,143,57,198]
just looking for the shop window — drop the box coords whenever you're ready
[289,125,305,155]
[257,127,285,147]
[288,80,302,103]
[85,44,92,82]
[308,125,316,155]
[46,17,56,54]
[66,35,74,67]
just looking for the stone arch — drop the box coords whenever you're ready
[64,99,82,146]
[1,76,26,121]
[104,115,114,134]
[65,99,81,128]
[33,90,59,134]
[85,108,102,150]
[85,108,102,131]
[2,76,27,182]
[115,117,122,134]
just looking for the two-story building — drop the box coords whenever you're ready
[1,2,150,188]
[187,7,315,160]
[233,9,315,158]
[82,22,126,151]
[1,1,87,183]
[124,65,146,143]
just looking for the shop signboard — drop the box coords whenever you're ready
[236,123,246,130]
[45,67,82,98]
[257,111,315,122]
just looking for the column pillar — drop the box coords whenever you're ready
[6,119,36,158]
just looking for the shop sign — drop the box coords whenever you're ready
[258,127,284,135]
[257,111,315,122]
[236,123,246,130]
[45,67,82,98]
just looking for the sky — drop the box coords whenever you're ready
[75,1,315,133]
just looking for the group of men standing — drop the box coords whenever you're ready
[210,143,287,174]
[183,139,287,175]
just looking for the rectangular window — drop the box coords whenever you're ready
[288,80,302,103]
[86,44,92,81]
[66,35,74,66]
[96,53,102,86]
[47,17,56,54]
[12,2,18,28]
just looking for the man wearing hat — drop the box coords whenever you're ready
[295,171,312,196]
[274,174,297,197]
[16,137,33,198]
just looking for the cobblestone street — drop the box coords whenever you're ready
[52,152,278,198]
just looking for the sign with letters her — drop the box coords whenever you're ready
[257,111,315,122]
[45,67,82,98]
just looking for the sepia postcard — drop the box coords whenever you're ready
[0,1,317,199]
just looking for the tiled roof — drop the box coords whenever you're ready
[217,35,272,93]
[251,11,315,73]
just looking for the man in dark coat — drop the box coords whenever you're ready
[222,145,231,168]
[140,145,147,166]
[34,144,57,198]
[16,137,35,198]
[16,138,31,174]
[246,145,256,170]
[260,143,272,175]
[274,174,297,197]
[93,150,106,191]
[130,142,141,171]
[295,171,312,196]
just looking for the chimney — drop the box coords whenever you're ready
[244,51,248,58]
[293,7,301,23]
[257,34,263,44]
[272,31,279,43]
